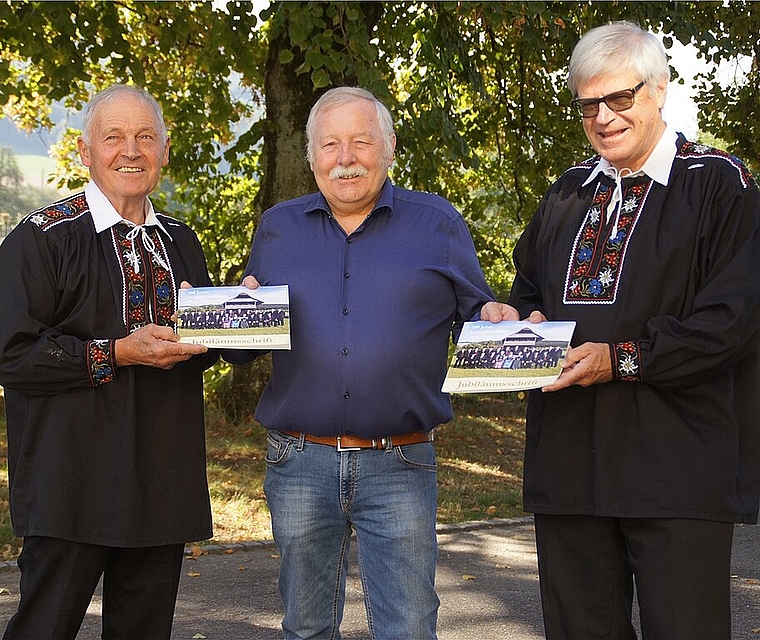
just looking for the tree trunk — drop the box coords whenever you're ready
[256,26,317,213]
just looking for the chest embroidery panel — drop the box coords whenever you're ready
[111,225,177,333]
[564,179,652,305]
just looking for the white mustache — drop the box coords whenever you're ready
[329,165,369,180]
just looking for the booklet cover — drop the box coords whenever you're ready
[176,285,291,349]
[442,320,576,393]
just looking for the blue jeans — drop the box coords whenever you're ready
[264,430,440,640]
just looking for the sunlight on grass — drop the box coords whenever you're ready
[208,491,272,542]
[440,458,521,482]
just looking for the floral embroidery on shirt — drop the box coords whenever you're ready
[564,180,652,304]
[613,341,642,382]
[680,141,754,188]
[112,224,176,332]
[25,193,89,231]
[87,339,114,386]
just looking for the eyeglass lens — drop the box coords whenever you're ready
[576,91,635,117]
[573,82,645,118]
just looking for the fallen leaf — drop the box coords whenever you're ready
[238,566,248,571]
[0,588,10,596]
[192,634,207,639]
[188,545,203,559]
[225,548,236,555]
[187,571,201,578]
[461,574,476,581]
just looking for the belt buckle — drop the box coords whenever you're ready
[336,436,362,452]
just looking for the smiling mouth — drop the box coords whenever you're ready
[117,167,144,173]
[599,128,627,139]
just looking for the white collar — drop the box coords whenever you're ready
[86,181,169,237]
[582,124,679,188]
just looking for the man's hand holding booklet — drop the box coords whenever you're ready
[442,320,576,393]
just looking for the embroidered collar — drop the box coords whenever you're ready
[582,125,679,188]
[86,181,170,238]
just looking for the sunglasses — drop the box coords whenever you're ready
[571,81,646,118]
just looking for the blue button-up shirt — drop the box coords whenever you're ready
[244,179,495,438]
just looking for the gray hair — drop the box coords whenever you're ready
[567,21,670,98]
[81,84,168,144]
[305,86,395,165]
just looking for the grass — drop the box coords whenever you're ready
[0,392,527,561]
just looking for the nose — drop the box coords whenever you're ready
[336,142,356,165]
[122,136,141,159]
[594,101,617,124]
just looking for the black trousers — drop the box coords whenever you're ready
[2,536,185,640]
[534,514,734,640]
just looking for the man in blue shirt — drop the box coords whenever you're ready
[242,86,510,639]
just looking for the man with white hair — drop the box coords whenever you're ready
[241,86,511,639]
[503,21,760,638]
[0,84,213,639]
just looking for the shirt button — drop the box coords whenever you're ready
[346,237,353,244]
[343,308,349,315]
[344,272,350,279]
[344,392,350,399]
[342,348,348,355]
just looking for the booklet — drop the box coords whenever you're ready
[442,320,576,393]
[176,285,291,349]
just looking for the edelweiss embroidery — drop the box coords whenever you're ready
[680,141,754,188]
[564,180,652,304]
[26,194,89,231]
[613,341,642,382]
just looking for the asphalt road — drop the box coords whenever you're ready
[0,517,757,639]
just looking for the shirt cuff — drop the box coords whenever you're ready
[610,341,642,382]
[87,339,116,387]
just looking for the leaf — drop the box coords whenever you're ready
[461,574,476,581]
[187,571,201,578]
[311,67,330,88]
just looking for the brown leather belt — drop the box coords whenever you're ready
[281,430,435,451]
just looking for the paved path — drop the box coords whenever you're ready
[0,517,757,639]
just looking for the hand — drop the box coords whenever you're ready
[480,301,520,323]
[114,324,207,370]
[524,310,547,323]
[542,342,613,392]
[241,275,260,289]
